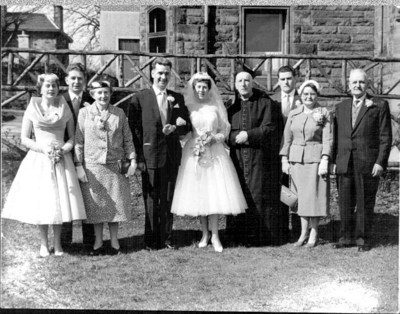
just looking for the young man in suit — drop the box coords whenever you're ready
[270,65,301,245]
[333,68,392,252]
[127,58,191,250]
[61,62,95,248]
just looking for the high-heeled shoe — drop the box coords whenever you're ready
[39,245,50,258]
[198,232,210,248]
[54,251,64,257]
[211,237,223,253]
[293,237,309,247]
[305,240,318,248]
[90,245,104,256]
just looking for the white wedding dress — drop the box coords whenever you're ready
[171,104,247,216]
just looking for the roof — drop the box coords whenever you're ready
[100,5,140,12]
[5,12,73,43]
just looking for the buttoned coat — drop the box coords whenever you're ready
[334,95,392,174]
[126,88,191,169]
[75,104,135,165]
[63,91,93,127]
[280,104,333,163]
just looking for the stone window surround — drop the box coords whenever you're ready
[148,6,167,53]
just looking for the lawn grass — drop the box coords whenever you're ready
[1,165,399,312]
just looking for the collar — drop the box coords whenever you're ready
[282,89,296,100]
[69,91,83,101]
[152,85,166,96]
[352,94,367,105]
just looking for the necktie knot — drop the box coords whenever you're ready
[353,99,361,107]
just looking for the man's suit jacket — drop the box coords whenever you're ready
[334,95,392,174]
[62,91,93,127]
[127,88,191,169]
[270,90,301,148]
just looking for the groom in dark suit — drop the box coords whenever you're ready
[127,58,191,250]
[333,68,392,252]
[61,62,95,248]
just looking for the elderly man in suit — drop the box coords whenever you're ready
[270,65,301,245]
[61,62,94,248]
[126,58,191,250]
[333,68,392,252]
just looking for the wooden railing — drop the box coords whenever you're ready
[2,47,400,109]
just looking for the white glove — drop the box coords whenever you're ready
[76,165,88,182]
[282,159,290,175]
[125,160,137,177]
[318,158,329,176]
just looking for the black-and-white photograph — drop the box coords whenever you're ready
[1,3,399,312]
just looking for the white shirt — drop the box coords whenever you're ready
[353,94,366,107]
[152,85,167,125]
[281,89,296,116]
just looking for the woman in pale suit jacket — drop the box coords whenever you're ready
[280,80,333,248]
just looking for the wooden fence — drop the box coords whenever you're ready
[2,47,400,109]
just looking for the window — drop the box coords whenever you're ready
[118,38,140,82]
[148,7,167,53]
[242,7,288,76]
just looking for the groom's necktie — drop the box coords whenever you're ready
[157,91,167,126]
[282,94,291,118]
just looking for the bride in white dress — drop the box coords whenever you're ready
[171,72,247,252]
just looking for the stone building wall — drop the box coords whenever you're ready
[171,5,378,102]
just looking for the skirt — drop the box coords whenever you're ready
[2,151,86,225]
[171,140,247,217]
[290,162,329,217]
[80,162,133,224]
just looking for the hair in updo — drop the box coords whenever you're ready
[36,73,60,95]
[192,78,212,90]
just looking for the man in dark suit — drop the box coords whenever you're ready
[333,68,392,252]
[61,62,95,248]
[126,58,191,250]
[270,65,301,245]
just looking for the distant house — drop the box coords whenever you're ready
[2,5,72,66]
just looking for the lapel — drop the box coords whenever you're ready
[340,99,353,135]
[165,89,173,125]
[292,94,301,109]
[291,105,308,126]
[352,96,371,133]
[147,88,162,125]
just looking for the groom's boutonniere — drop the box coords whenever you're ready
[167,95,175,103]
[365,99,375,108]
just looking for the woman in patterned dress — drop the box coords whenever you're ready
[75,81,137,255]
[2,73,87,257]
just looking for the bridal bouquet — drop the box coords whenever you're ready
[193,131,214,168]
[48,141,63,165]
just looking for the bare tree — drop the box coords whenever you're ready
[64,5,101,51]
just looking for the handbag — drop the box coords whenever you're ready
[280,174,298,208]
[117,159,131,175]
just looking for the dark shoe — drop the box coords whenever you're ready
[332,242,351,249]
[90,245,104,256]
[109,246,121,255]
[357,245,371,252]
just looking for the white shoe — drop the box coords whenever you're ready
[198,233,210,248]
[39,245,50,258]
[211,237,223,253]
[54,251,64,257]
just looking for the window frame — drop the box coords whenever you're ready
[116,36,140,83]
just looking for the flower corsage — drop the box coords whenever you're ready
[48,141,63,165]
[365,99,375,108]
[312,108,327,127]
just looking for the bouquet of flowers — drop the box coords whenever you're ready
[48,141,63,165]
[193,131,214,168]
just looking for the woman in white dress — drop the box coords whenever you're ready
[171,72,247,252]
[2,74,87,257]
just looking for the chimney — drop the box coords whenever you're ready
[1,6,7,29]
[53,5,63,32]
